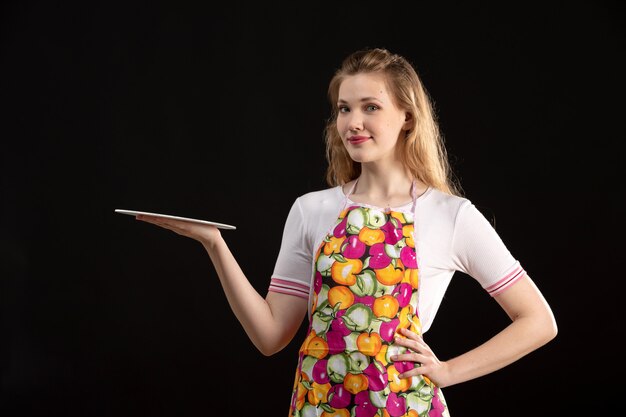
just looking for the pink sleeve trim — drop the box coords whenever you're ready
[268,277,310,300]
[484,265,526,297]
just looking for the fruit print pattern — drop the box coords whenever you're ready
[289,205,450,417]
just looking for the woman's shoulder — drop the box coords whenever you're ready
[295,186,343,210]
[421,187,500,233]
[284,187,344,226]
[421,187,471,211]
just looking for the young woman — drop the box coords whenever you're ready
[135,48,557,417]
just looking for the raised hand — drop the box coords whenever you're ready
[135,215,222,248]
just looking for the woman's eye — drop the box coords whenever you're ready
[366,104,379,111]
[338,106,349,113]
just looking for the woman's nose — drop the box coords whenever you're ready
[347,113,363,131]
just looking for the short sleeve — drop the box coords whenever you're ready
[451,202,526,296]
[267,198,313,299]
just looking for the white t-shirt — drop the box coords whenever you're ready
[268,185,525,333]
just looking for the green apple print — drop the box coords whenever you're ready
[374,282,396,297]
[317,283,330,305]
[350,270,378,296]
[300,355,317,381]
[311,309,333,335]
[298,403,318,417]
[327,353,350,383]
[348,351,369,373]
[346,208,367,234]
[368,317,383,335]
[369,389,389,408]
[384,239,406,259]
[365,209,386,229]
[316,253,334,277]
[343,331,359,352]
[405,381,435,415]
[385,344,408,363]
[341,303,374,332]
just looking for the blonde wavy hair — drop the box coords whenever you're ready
[324,48,462,196]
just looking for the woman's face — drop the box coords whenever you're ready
[336,72,410,165]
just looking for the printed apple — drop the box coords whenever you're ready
[331,257,363,286]
[326,330,347,354]
[374,282,396,298]
[379,317,400,343]
[400,246,418,268]
[328,383,352,409]
[316,253,334,276]
[341,332,358,353]
[354,390,378,417]
[409,374,431,392]
[299,403,319,417]
[410,290,419,307]
[312,358,330,384]
[350,270,378,297]
[356,331,383,357]
[354,295,375,309]
[316,283,330,306]
[394,360,415,374]
[342,235,366,259]
[367,317,382,335]
[365,209,387,229]
[374,263,404,286]
[346,208,367,234]
[386,344,408,363]
[341,304,374,332]
[369,243,391,269]
[429,387,446,415]
[311,310,332,335]
[333,216,348,238]
[381,220,403,245]
[363,359,387,391]
[368,388,388,408]
[405,387,433,416]
[384,238,406,259]
[348,351,369,373]
[327,353,350,383]
[330,310,352,337]
[358,227,386,246]
[324,235,346,256]
[313,271,323,294]
[300,355,317,380]
[387,363,411,393]
[386,391,407,417]
[394,283,413,308]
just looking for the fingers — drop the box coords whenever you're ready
[391,328,433,379]
[136,215,175,228]
[135,215,191,235]
[135,215,219,245]
[394,328,429,352]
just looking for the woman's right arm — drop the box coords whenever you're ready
[204,232,308,356]
[136,215,308,356]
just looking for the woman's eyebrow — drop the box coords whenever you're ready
[337,97,384,104]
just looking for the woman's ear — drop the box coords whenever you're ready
[403,112,414,130]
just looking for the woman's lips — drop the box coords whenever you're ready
[348,136,370,145]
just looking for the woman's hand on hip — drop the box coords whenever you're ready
[390,327,452,388]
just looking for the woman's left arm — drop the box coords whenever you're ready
[392,274,557,387]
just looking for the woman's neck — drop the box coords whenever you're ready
[345,166,427,208]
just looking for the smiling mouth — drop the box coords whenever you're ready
[348,136,370,145]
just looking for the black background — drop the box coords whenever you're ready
[1,2,624,416]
